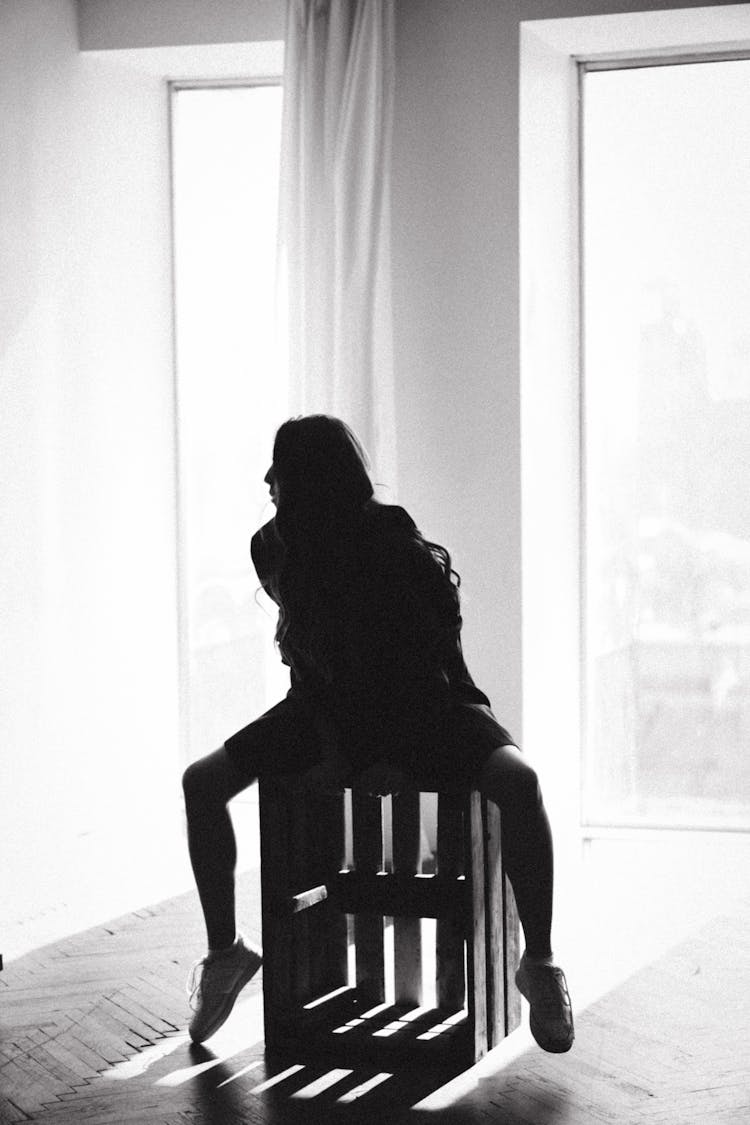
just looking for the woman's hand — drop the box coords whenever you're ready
[355,761,407,797]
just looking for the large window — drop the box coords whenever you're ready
[171,84,288,764]
[581,58,750,830]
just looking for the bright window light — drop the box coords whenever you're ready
[582,59,750,830]
[171,84,288,762]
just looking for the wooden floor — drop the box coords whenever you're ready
[1,866,749,1124]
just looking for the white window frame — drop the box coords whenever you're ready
[519,7,750,855]
[576,48,750,835]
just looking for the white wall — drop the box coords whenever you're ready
[0,0,283,955]
[78,0,285,49]
[391,1,524,742]
[1,0,180,942]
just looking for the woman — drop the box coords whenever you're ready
[182,415,573,1053]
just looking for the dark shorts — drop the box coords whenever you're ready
[224,691,517,789]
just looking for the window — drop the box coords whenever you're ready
[581,58,750,830]
[170,84,288,763]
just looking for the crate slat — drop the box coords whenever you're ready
[391,790,423,1005]
[467,790,488,1057]
[483,798,505,1048]
[290,787,311,1003]
[312,791,349,995]
[351,792,385,1003]
[503,865,523,1033]
[258,780,295,1029]
[436,795,466,1011]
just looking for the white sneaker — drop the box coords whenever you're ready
[515,953,574,1054]
[186,934,262,1043]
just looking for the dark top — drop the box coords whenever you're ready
[251,501,502,772]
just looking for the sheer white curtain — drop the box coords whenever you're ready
[278,0,397,494]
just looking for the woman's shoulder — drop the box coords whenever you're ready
[364,500,417,531]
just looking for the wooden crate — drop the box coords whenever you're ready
[258,776,520,1065]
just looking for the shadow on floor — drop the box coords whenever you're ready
[116,1033,573,1125]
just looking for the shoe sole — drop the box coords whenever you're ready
[515,969,575,1054]
[189,953,262,1043]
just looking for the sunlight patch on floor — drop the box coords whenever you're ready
[411,1025,538,1111]
[336,1071,394,1102]
[187,988,265,1059]
[156,1055,228,1087]
[102,987,265,1091]
[250,1063,306,1094]
[101,1034,190,1081]
[291,1068,354,1099]
[216,1059,264,1087]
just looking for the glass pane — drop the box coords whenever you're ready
[171,86,288,763]
[582,60,750,829]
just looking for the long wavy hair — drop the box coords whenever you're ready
[268,414,462,684]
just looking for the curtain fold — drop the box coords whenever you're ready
[278,0,397,495]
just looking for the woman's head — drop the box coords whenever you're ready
[263,416,462,685]
[266,415,374,523]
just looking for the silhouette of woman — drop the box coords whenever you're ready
[182,415,573,1052]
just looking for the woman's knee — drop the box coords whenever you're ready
[478,744,542,810]
[182,746,237,806]
[182,759,211,806]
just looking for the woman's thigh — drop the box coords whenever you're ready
[476,742,542,811]
[222,695,325,787]
[182,745,252,805]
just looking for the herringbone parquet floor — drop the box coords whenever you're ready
[1,865,749,1124]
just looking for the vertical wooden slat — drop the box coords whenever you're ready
[289,784,311,1004]
[391,790,422,1005]
[312,791,349,995]
[483,798,505,1049]
[503,869,523,1033]
[435,795,465,1011]
[303,714,348,1001]
[301,788,323,999]
[258,778,294,1039]
[467,790,488,1059]
[351,791,385,1004]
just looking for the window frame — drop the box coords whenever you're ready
[576,50,750,834]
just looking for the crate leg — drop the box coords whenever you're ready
[258,780,295,1041]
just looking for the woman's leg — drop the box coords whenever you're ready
[477,744,573,1053]
[476,744,554,961]
[182,746,255,952]
[180,699,328,1044]
[182,696,323,954]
